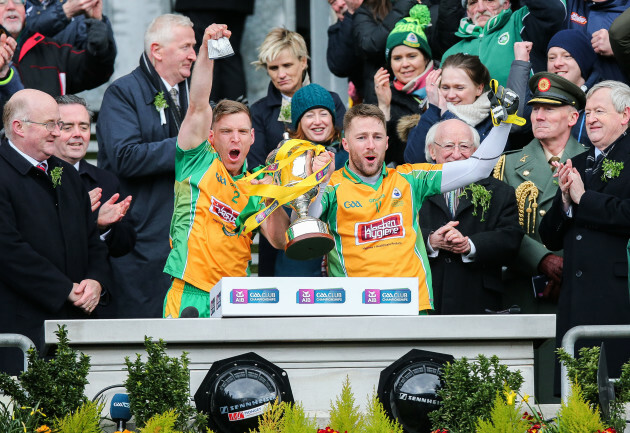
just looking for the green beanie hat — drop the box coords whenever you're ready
[291,83,336,131]
[385,4,432,64]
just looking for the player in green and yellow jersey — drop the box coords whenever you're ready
[309,103,516,312]
[163,24,289,318]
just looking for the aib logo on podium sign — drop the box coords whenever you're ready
[230,289,279,304]
[297,289,346,304]
[362,289,411,304]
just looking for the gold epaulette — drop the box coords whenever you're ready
[515,181,539,234]
[493,154,506,181]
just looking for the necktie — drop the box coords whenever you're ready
[169,87,180,117]
[444,188,461,217]
[548,156,560,172]
[36,161,47,173]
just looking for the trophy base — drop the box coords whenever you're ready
[285,217,334,261]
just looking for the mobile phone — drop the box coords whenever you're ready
[531,274,549,298]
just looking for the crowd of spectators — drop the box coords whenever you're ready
[0,0,630,394]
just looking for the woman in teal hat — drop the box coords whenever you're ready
[374,4,436,165]
[289,83,348,168]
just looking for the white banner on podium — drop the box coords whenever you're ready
[209,277,419,317]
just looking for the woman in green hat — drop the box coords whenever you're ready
[374,4,436,166]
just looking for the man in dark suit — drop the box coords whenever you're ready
[53,94,136,318]
[420,118,524,314]
[0,88,111,374]
[96,14,194,318]
[541,80,630,382]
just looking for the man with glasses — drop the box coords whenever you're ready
[0,88,111,374]
[418,118,522,314]
[441,0,565,86]
[540,80,630,390]
[0,0,115,96]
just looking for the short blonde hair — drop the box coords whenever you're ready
[144,14,193,56]
[252,27,309,70]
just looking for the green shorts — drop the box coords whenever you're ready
[163,278,210,318]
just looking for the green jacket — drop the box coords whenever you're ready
[442,0,567,86]
[496,136,587,274]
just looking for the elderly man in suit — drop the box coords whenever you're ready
[0,88,111,374]
[420,118,523,314]
[540,80,630,385]
[96,14,195,318]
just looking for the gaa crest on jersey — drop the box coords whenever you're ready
[211,197,239,225]
[355,213,404,245]
[392,188,402,199]
[497,32,509,45]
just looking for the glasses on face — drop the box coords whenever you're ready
[433,141,474,153]
[23,120,64,132]
[0,0,26,5]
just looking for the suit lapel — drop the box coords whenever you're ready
[589,133,630,192]
[427,192,452,218]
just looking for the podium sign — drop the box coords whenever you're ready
[208,277,419,317]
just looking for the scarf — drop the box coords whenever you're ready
[139,53,189,135]
[393,61,435,100]
[455,9,512,38]
[447,91,491,127]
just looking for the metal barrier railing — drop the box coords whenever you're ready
[561,324,630,401]
[0,333,36,372]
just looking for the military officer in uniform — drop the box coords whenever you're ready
[493,72,587,402]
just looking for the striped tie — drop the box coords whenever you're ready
[169,87,180,117]
[36,162,47,173]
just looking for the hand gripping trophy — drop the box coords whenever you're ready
[234,138,334,260]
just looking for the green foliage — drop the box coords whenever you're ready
[280,402,317,433]
[362,390,404,433]
[124,337,206,432]
[557,345,630,432]
[0,400,49,433]
[459,183,493,221]
[53,400,104,433]
[0,325,90,420]
[428,354,524,433]
[475,392,530,433]
[557,382,605,433]
[329,376,364,433]
[249,399,284,433]
[249,399,317,433]
[139,409,182,433]
[556,346,600,405]
[601,159,624,181]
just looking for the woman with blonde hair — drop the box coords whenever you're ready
[248,27,345,169]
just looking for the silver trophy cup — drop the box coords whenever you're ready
[266,141,334,261]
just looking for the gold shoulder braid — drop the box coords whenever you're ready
[493,154,506,181]
[515,181,539,234]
